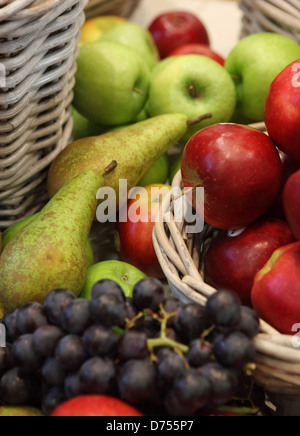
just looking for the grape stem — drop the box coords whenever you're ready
[147,336,189,355]
[216,405,260,416]
[147,305,189,356]
[201,324,218,345]
[125,312,144,330]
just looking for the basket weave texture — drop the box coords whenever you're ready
[153,123,300,397]
[85,0,141,19]
[0,0,87,229]
[240,0,300,42]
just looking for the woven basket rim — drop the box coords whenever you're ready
[84,0,140,19]
[0,0,66,20]
[153,121,300,394]
[240,0,300,42]
[0,0,87,228]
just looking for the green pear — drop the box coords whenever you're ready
[73,41,150,126]
[0,169,104,311]
[47,114,200,202]
[3,213,94,268]
[225,32,300,122]
[2,214,38,249]
[0,406,44,417]
[101,22,160,71]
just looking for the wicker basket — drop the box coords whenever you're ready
[153,123,300,409]
[85,0,141,19]
[0,0,87,229]
[240,0,300,42]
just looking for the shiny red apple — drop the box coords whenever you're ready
[251,242,300,334]
[117,184,170,278]
[266,150,300,220]
[204,218,294,306]
[181,124,283,230]
[283,170,300,240]
[148,11,210,59]
[50,395,143,417]
[168,43,225,67]
[264,59,300,161]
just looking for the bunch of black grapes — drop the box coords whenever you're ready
[0,278,259,416]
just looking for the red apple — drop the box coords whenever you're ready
[168,43,225,67]
[117,184,170,278]
[264,59,300,161]
[266,150,300,220]
[204,218,294,306]
[181,124,283,230]
[251,242,300,334]
[283,170,300,240]
[50,395,143,417]
[148,11,210,59]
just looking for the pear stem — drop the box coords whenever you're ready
[102,160,117,177]
[187,113,213,127]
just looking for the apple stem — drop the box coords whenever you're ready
[102,160,117,177]
[133,87,144,96]
[188,85,198,99]
[187,113,212,126]
[230,74,241,81]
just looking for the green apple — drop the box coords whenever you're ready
[0,407,44,417]
[72,106,106,141]
[147,55,236,142]
[104,108,149,133]
[3,213,94,268]
[150,56,179,82]
[80,260,147,299]
[226,32,300,122]
[101,22,160,71]
[138,153,169,187]
[80,16,126,45]
[73,41,151,126]
[135,107,148,122]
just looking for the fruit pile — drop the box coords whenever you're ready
[0,279,258,416]
[181,58,300,334]
[0,5,300,417]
